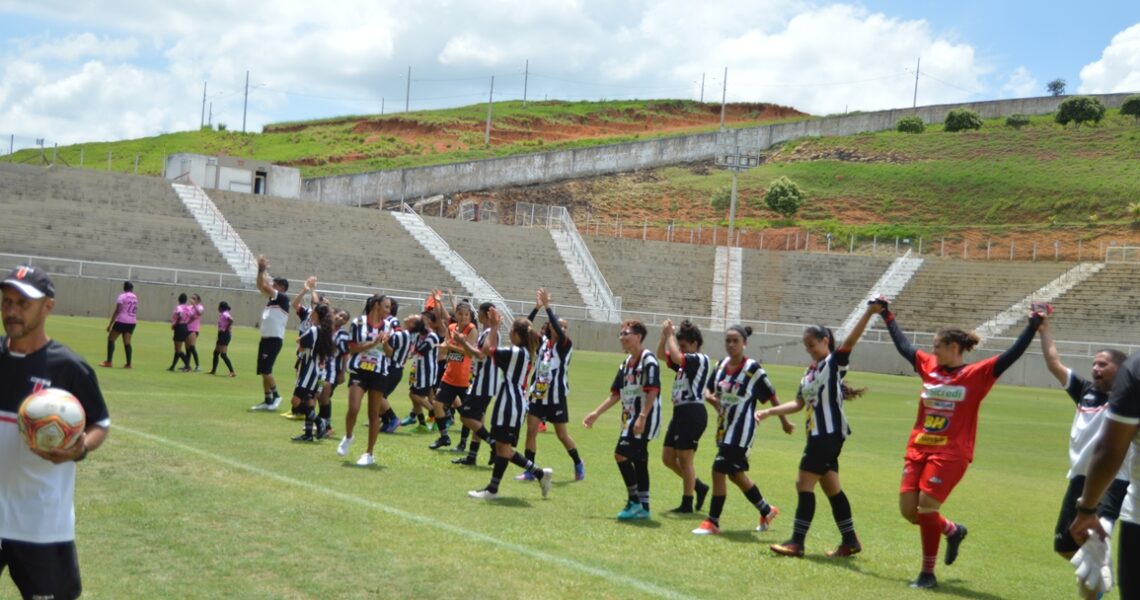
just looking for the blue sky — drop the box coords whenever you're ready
[1,1,1137,148]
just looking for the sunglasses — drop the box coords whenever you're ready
[618,330,634,338]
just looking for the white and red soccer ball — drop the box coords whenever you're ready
[17,388,86,451]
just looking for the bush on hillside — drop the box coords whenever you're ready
[710,186,732,212]
[764,176,804,218]
[896,116,925,133]
[1055,96,1106,127]
[1121,95,1140,122]
[1005,114,1030,129]
[944,109,983,132]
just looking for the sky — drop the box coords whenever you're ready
[1,0,1138,150]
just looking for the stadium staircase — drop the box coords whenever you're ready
[974,262,1105,340]
[710,246,742,330]
[543,208,620,323]
[391,207,514,322]
[171,181,259,285]
[838,250,923,336]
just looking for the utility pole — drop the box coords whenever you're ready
[242,70,249,133]
[405,66,411,113]
[700,72,705,103]
[912,58,920,109]
[719,67,727,130]
[523,59,529,108]
[200,81,207,128]
[484,76,495,147]
[208,102,213,128]
[7,134,12,161]
[381,98,385,115]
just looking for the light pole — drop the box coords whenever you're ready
[714,130,762,247]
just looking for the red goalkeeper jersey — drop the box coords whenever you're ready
[906,350,1000,462]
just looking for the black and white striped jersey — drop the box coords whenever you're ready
[347,316,385,374]
[294,326,325,391]
[468,327,499,396]
[384,329,412,375]
[708,357,776,449]
[666,352,711,406]
[410,331,440,389]
[798,349,852,440]
[326,328,350,382]
[609,349,662,440]
[488,345,531,429]
[530,336,572,405]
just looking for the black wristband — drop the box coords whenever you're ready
[1075,497,1098,515]
[74,445,88,462]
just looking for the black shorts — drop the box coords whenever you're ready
[435,383,467,407]
[713,444,750,475]
[490,423,521,447]
[663,404,707,451]
[1053,475,1130,553]
[1121,520,1139,598]
[216,331,232,346]
[349,370,385,392]
[293,386,317,402]
[410,386,432,397]
[527,401,570,424]
[256,337,283,375]
[379,368,403,397]
[172,323,190,342]
[799,436,845,476]
[0,538,81,600]
[111,321,136,334]
[615,435,650,461]
[459,394,493,421]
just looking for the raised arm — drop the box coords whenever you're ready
[291,276,316,313]
[993,312,1043,378]
[1037,316,1070,386]
[256,255,274,297]
[878,299,917,368]
[841,302,880,352]
[657,320,684,366]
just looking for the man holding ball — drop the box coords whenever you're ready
[0,265,110,600]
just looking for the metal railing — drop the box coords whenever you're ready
[171,177,255,273]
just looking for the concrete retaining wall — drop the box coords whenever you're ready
[301,93,1137,206]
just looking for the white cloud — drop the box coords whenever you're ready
[1002,66,1038,98]
[1079,22,1140,93]
[438,34,505,67]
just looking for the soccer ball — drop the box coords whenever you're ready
[17,388,86,451]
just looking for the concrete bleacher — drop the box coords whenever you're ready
[208,190,464,294]
[1046,263,1140,343]
[0,164,231,272]
[422,216,583,306]
[890,259,1074,334]
[584,236,716,318]
[739,250,894,325]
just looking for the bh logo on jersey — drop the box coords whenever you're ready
[923,414,951,433]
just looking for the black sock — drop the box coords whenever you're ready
[488,455,509,493]
[106,339,115,362]
[212,351,220,372]
[124,344,132,365]
[793,491,816,545]
[270,386,280,401]
[181,351,190,369]
[475,426,490,441]
[695,479,710,511]
[525,449,536,463]
[459,426,471,444]
[509,451,543,478]
[319,402,332,421]
[709,495,727,523]
[417,412,427,425]
[467,440,481,458]
[679,495,694,511]
[635,459,650,511]
[744,484,771,517]
[383,409,397,423]
[189,346,199,368]
[304,407,316,434]
[264,390,273,403]
[828,491,857,544]
[617,460,639,502]
[169,351,180,369]
[567,447,582,466]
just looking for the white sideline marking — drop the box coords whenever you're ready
[115,425,695,600]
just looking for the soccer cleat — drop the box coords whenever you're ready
[250,402,273,412]
[123,364,132,369]
[539,468,553,497]
[909,572,937,589]
[826,541,862,558]
[282,412,303,420]
[944,523,967,565]
[207,371,216,375]
[617,500,641,520]
[266,397,282,411]
[316,419,329,440]
[179,367,192,373]
[382,418,400,434]
[400,415,417,427]
[538,421,548,433]
[292,432,315,442]
[451,440,467,453]
[228,372,236,378]
[336,435,354,457]
[756,506,780,532]
[574,462,586,481]
[468,488,499,500]
[692,519,721,535]
[515,471,536,481]
[355,452,375,466]
[98,361,112,368]
[429,436,451,450]
[668,506,693,514]
[413,424,430,434]
[769,540,804,558]
[194,367,201,372]
[452,455,476,465]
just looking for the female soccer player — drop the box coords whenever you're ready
[315,308,351,439]
[878,298,1042,589]
[450,301,500,464]
[337,294,397,464]
[759,303,877,558]
[583,320,661,520]
[208,301,236,376]
[429,300,477,450]
[167,293,191,372]
[691,325,792,535]
[657,318,712,513]
[100,280,137,368]
[517,288,584,480]
[459,309,553,499]
[290,303,335,442]
[185,293,205,372]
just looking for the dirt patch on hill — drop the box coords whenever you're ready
[773,144,913,164]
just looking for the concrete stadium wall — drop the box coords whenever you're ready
[300,93,1137,206]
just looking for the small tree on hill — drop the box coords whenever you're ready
[1046,79,1066,96]
[1055,96,1106,127]
[1005,114,1030,129]
[1121,95,1140,122]
[764,177,804,219]
[710,186,731,212]
[897,116,925,133]
[943,108,982,132]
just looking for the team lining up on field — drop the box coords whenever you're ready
[96,254,1139,594]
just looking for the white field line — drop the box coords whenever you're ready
[114,424,696,600]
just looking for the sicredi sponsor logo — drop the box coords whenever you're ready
[921,384,966,402]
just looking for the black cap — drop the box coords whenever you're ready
[1,265,55,299]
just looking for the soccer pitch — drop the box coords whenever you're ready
[10,316,1109,599]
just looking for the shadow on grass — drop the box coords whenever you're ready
[721,530,762,544]
[338,462,387,471]
[480,497,533,508]
[797,557,1007,600]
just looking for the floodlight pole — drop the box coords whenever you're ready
[405,66,411,113]
[201,81,207,129]
[523,59,529,108]
[484,76,495,147]
[913,58,920,109]
[242,70,249,133]
[728,166,739,247]
[719,67,727,129]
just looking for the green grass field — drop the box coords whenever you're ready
[7,316,1114,599]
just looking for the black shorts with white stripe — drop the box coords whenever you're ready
[799,436,844,476]
[490,423,521,447]
[349,370,385,392]
[458,394,493,421]
[614,435,650,461]
[712,444,750,475]
[663,403,707,451]
[527,401,569,424]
